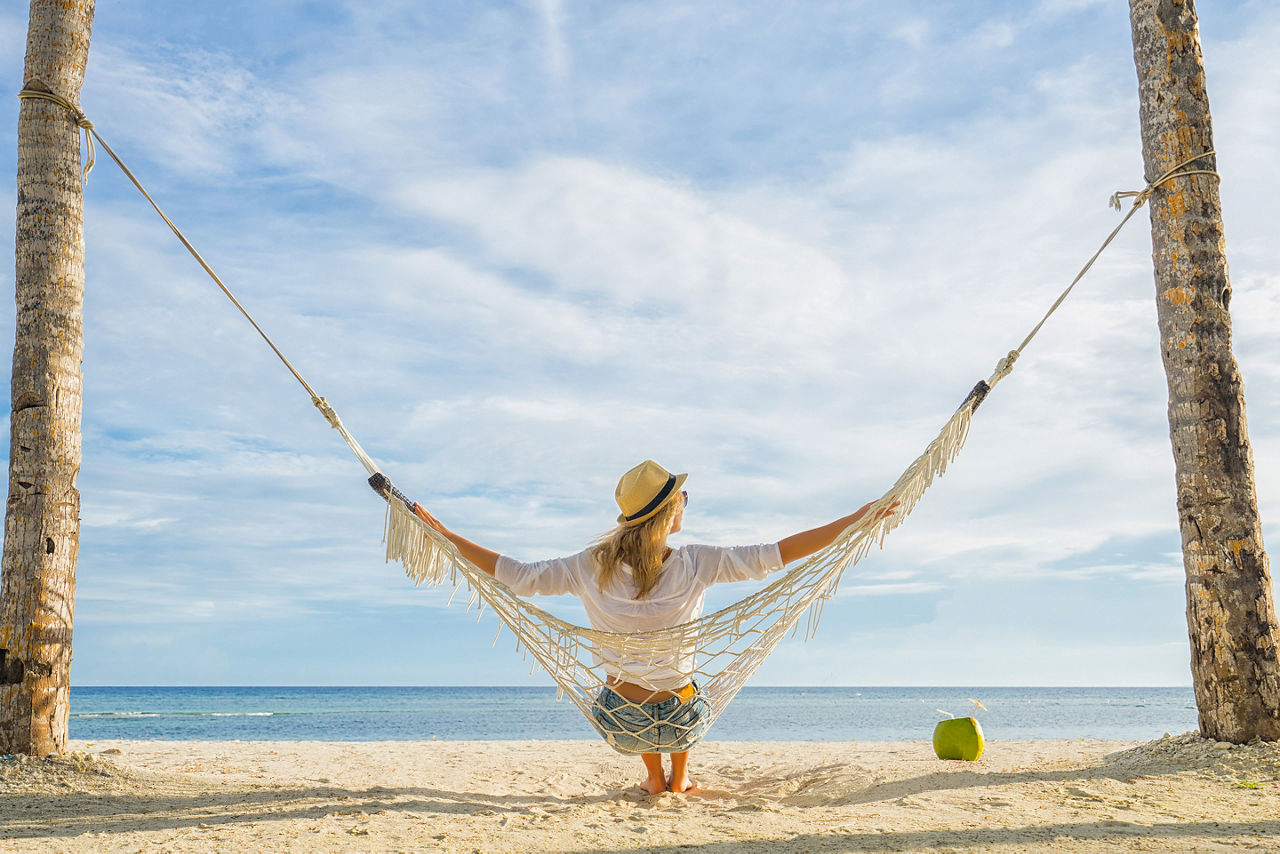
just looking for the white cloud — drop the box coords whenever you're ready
[975,20,1017,50]
[393,157,856,376]
[890,19,931,49]
[84,43,264,178]
[534,0,570,85]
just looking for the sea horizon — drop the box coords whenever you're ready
[68,685,1200,743]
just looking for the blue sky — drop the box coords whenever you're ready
[1,1,1276,686]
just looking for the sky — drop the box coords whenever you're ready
[1,0,1276,687]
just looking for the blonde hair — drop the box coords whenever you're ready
[590,495,682,600]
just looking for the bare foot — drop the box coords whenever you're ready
[639,777,668,795]
[667,775,699,794]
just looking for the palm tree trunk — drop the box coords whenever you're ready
[0,0,96,756]
[1128,0,1280,742]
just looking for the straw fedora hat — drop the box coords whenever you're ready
[615,460,688,526]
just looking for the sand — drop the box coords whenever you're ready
[1,733,1277,852]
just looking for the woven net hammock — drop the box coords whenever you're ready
[18,86,1218,753]
[366,371,1002,752]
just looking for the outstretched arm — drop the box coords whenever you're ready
[412,503,501,577]
[776,499,900,565]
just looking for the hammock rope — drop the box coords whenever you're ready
[19,87,1221,752]
[17,87,380,478]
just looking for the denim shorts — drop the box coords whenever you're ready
[590,684,709,754]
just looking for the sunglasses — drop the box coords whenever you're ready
[681,490,689,506]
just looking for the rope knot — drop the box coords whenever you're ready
[312,395,342,430]
[1109,187,1152,211]
[1109,150,1219,212]
[991,350,1019,382]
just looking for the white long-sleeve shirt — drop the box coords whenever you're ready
[495,543,785,690]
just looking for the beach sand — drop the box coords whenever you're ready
[1,734,1277,852]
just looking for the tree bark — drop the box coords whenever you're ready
[1128,0,1280,742]
[1,0,95,756]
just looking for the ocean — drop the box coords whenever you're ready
[69,686,1198,743]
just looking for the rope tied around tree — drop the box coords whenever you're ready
[999,150,1221,385]
[1109,151,1220,212]
[18,87,96,181]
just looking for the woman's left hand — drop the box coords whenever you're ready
[869,498,901,522]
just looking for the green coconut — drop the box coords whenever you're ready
[932,716,985,761]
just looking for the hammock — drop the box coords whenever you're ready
[372,382,984,751]
[18,87,1219,752]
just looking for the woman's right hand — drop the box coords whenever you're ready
[410,503,502,577]
[412,502,449,536]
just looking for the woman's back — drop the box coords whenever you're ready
[495,542,783,689]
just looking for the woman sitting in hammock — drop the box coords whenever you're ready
[412,460,895,796]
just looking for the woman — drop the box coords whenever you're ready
[412,459,896,796]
